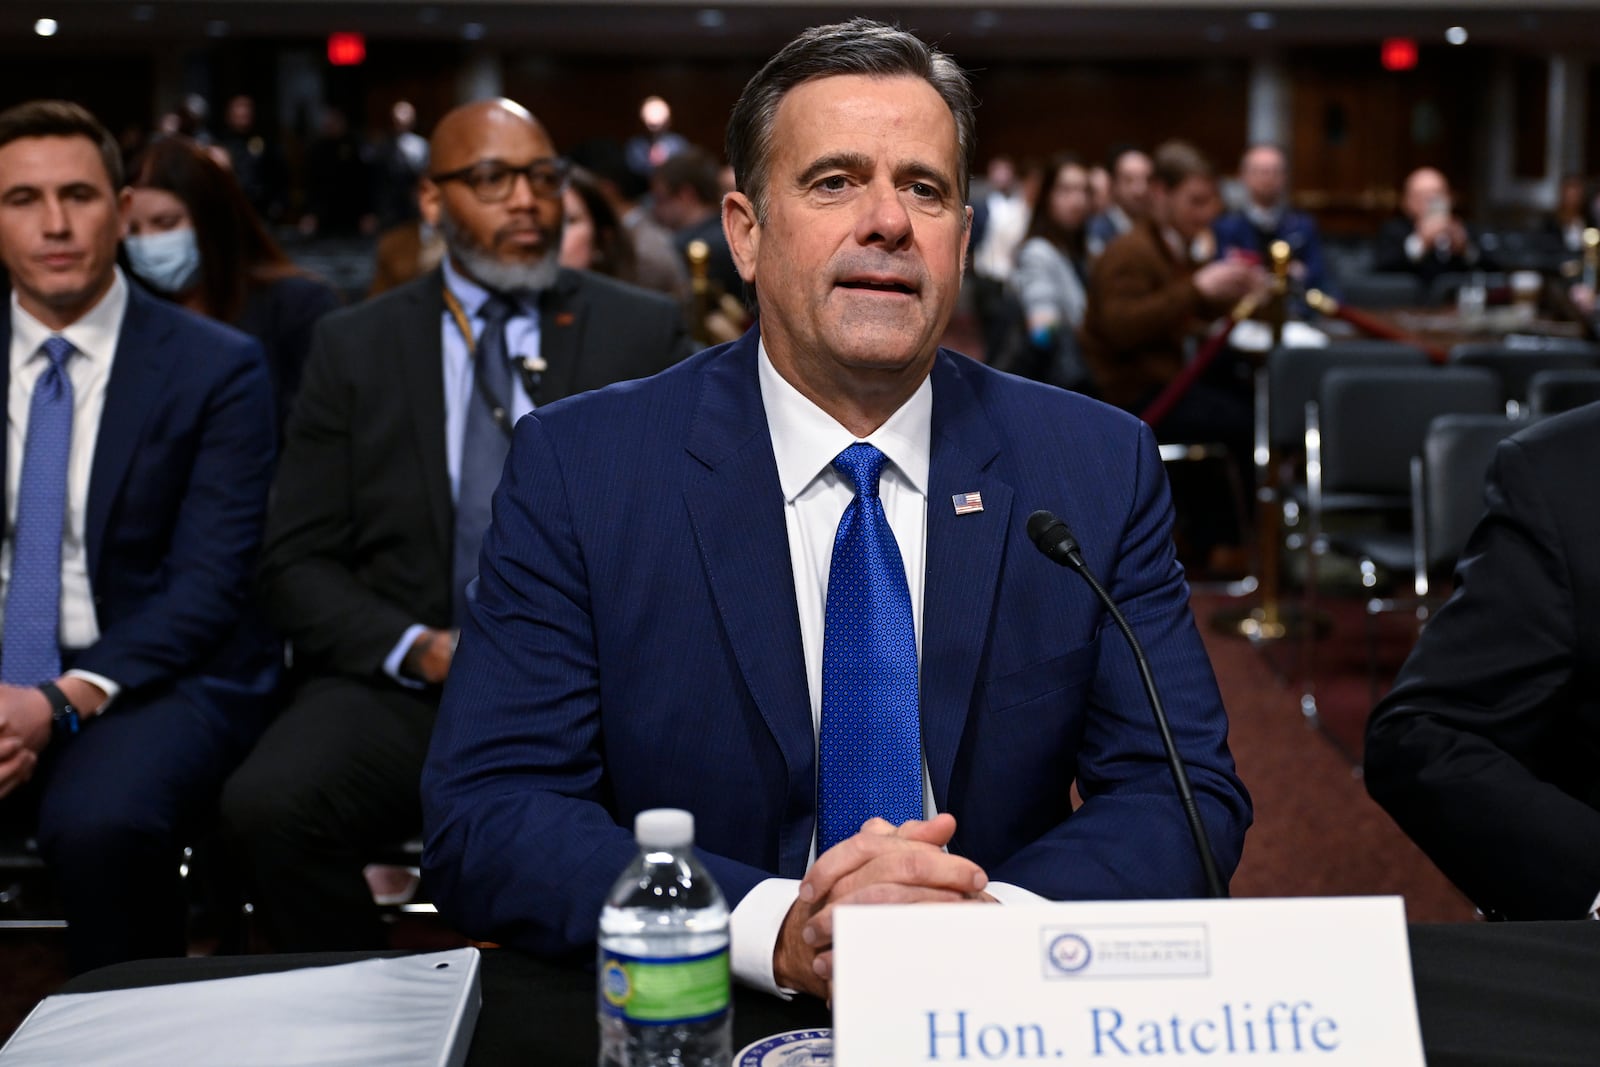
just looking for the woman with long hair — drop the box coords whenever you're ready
[558,165,639,284]
[1008,152,1093,390]
[123,136,340,437]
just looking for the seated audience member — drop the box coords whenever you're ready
[422,20,1250,1000]
[1002,152,1093,390]
[1079,140,1263,568]
[1543,173,1594,253]
[1213,143,1335,299]
[1086,145,1151,260]
[0,101,278,973]
[558,165,639,284]
[1087,163,1111,218]
[567,138,690,305]
[1374,167,1493,283]
[123,136,340,439]
[1366,405,1600,920]
[651,145,743,300]
[969,156,1032,364]
[218,98,692,952]
[1080,140,1263,432]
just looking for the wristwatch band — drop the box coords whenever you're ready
[38,681,81,738]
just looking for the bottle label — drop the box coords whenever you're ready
[598,946,730,1024]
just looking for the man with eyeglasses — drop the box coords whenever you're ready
[218,98,691,952]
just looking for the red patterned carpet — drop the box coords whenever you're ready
[1191,590,1472,918]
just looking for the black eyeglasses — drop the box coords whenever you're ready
[430,158,570,203]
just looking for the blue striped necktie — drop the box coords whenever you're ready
[452,293,517,626]
[2,336,75,685]
[817,442,923,853]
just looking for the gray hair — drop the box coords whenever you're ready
[725,18,977,221]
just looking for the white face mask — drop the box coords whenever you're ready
[124,228,202,294]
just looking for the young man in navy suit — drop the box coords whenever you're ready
[424,20,1250,1001]
[0,101,276,972]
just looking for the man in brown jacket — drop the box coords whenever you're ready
[1079,140,1264,564]
[1081,139,1263,417]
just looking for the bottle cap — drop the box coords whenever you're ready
[635,808,694,849]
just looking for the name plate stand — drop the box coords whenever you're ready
[833,897,1424,1065]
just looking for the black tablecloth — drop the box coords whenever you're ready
[59,922,1600,1066]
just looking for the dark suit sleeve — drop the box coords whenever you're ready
[258,318,420,674]
[72,337,276,691]
[987,423,1252,898]
[1365,438,1600,919]
[422,412,776,958]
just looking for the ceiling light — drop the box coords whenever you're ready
[34,17,59,36]
[1445,26,1468,45]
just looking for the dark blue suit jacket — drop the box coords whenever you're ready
[0,282,278,717]
[422,331,1251,958]
[1213,208,1337,299]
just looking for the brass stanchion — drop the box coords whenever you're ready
[686,240,748,348]
[1212,241,1327,643]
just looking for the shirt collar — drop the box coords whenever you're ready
[757,338,932,504]
[11,266,128,367]
[441,254,536,319]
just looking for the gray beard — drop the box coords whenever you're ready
[440,211,558,297]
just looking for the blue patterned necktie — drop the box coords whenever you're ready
[817,442,923,853]
[452,293,518,626]
[2,336,75,685]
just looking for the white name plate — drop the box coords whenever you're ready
[833,896,1424,1065]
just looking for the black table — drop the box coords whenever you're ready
[60,922,1600,1066]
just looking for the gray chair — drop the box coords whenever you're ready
[1451,339,1600,411]
[1299,365,1503,723]
[1336,273,1423,310]
[1528,368,1600,416]
[1340,414,1529,703]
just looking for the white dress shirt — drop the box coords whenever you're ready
[730,344,1040,996]
[4,270,127,703]
[383,257,540,683]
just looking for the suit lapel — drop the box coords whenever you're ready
[682,334,816,875]
[537,269,585,403]
[921,352,1012,809]
[0,310,9,483]
[86,287,174,579]
[398,271,453,561]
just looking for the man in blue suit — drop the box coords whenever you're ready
[1212,143,1336,303]
[423,20,1250,1001]
[0,101,277,972]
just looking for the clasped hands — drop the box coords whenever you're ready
[774,813,996,1000]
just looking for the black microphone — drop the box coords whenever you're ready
[1026,509,1228,899]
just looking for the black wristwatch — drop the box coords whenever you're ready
[37,682,81,738]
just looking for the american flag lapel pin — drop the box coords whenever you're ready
[952,491,984,515]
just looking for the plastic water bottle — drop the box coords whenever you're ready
[598,809,732,1067]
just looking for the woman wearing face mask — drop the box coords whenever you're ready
[1004,153,1093,392]
[123,136,340,440]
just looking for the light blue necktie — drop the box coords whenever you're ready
[817,442,923,853]
[2,336,74,685]
[452,294,517,626]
